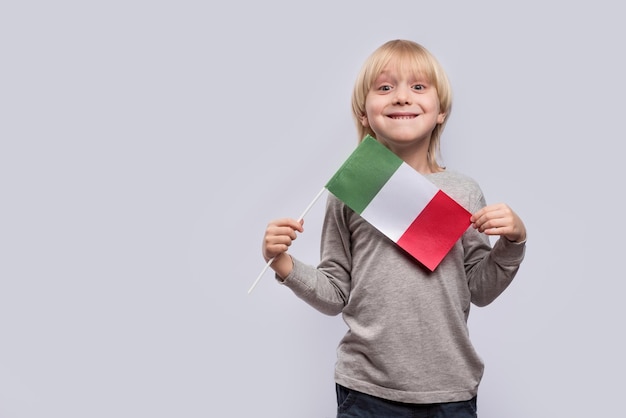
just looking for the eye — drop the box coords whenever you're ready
[412,84,425,91]
[378,84,392,92]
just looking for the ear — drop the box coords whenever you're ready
[359,113,369,127]
[437,112,446,124]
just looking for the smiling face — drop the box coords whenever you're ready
[351,40,453,172]
[360,62,446,157]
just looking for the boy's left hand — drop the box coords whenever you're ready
[470,203,527,243]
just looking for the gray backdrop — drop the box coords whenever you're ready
[1,1,624,417]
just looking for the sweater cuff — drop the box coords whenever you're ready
[275,258,311,289]
[492,236,526,264]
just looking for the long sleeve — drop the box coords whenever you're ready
[278,196,353,316]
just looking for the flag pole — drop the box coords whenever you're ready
[248,186,327,294]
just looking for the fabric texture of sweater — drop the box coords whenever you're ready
[278,169,526,404]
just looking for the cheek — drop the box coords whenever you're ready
[360,101,374,127]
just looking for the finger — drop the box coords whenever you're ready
[475,216,509,233]
[266,223,300,239]
[273,218,304,232]
[263,237,293,259]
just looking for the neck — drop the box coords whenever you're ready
[383,140,435,174]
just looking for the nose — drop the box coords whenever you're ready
[393,85,411,104]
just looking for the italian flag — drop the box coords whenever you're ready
[325,135,471,271]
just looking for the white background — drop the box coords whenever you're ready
[1,1,624,417]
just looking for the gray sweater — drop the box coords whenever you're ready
[279,170,526,404]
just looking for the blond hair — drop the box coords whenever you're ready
[351,40,453,171]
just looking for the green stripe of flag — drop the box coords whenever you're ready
[325,135,403,214]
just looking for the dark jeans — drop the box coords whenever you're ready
[336,384,477,418]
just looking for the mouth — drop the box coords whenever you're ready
[388,114,417,120]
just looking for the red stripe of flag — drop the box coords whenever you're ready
[396,190,471,271]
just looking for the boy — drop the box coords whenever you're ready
[262,39,526,417]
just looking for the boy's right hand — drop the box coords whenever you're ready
[262,218,304,261]
[261,218,304,277]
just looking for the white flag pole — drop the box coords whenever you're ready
[248,186,327,294]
